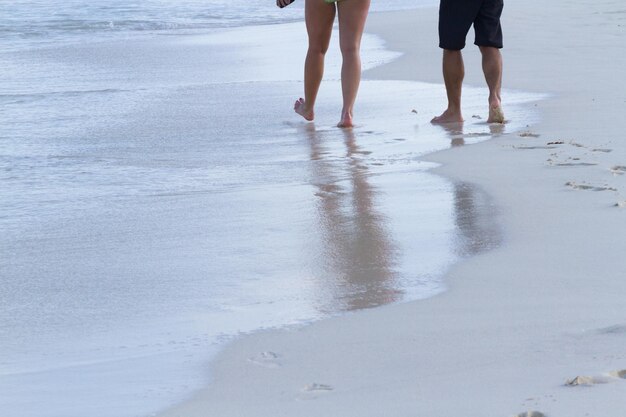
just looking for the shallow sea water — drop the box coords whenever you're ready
[1,10,544,417]
[0,0,437,51]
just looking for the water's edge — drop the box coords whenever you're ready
[152,10,546,417]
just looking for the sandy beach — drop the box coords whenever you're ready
[158,1,626,416]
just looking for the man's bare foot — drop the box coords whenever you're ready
[294,98,314,121]
[488,104,505,123]
[337,110,354,128]
[431,109,464,124]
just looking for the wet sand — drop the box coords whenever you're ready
[0,15,546,416]
[160,0,626,416]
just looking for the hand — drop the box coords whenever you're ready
[276,0,294,8]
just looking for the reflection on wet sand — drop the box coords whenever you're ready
[451,182,502,257]
[300,120,504,313]
[444,123,466,147]
[436,122,504,256]
[436,120,506,148]
[303,125,401,313]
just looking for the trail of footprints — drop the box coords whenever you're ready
[496,129,623,417]
[248,350,335,402]
[515,132,625,207]
[248,349,624,416]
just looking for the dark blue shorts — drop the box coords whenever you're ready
[439,0,504,50]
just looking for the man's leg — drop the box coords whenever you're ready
[474,0,504,122]
[432,0,479,124]
[479,46,504,123]
[431,49,465,124]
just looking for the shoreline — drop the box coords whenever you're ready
[1,12,546,417]
[158,1,626,416]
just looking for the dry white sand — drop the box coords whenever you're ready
[160,1,626,416]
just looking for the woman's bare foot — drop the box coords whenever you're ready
[337,110,354,128]
[431,108,464,124]
[294,98,314,121]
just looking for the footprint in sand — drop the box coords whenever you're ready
[518,131,541,138]
[513,411,546,417]
[302,383,333,392]
[548,158,598,167]
[609,369,626,379]
[573,142,614,153]
[565,181,617,192]
[556,162,598,167]
[548,140,612,153]
[247,351,282,368]
[464,132,492,138]
[514,145,559,150]
[610,166,626,175]
[596,324,626,335]
[296,383,334,401]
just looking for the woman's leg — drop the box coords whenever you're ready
[295,0,336,121]
[336,0,370,127]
